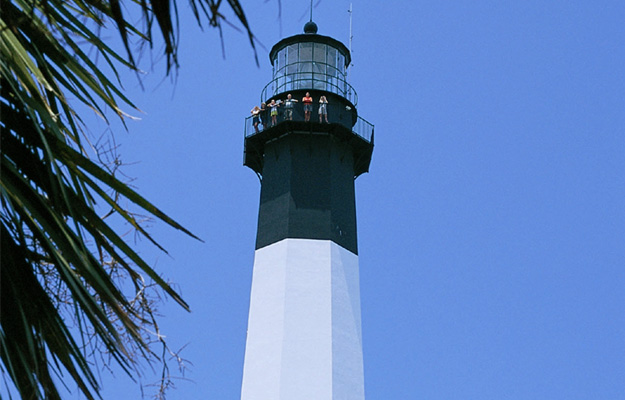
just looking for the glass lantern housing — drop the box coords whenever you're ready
[261,30,357,106]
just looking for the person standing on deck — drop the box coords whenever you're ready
[318,95,329,123]
[302,92,313,122]
[284,94,298,120]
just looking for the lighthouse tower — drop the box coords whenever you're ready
[241,21,374,400]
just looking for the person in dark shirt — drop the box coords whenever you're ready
[284,94,298,120]
[259,102,267,128]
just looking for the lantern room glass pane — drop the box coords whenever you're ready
[283,44,297,89]
[337,53,345,71]
[313,44,325,90]
[313,43,326,64]
[298,43,313,88]
[299,42,313,62]
[274,48,288,78]
[287,61,297,75]
[276,76,285,92]
[312,63,325,89]
[327,47,337,70]
[288,44,298,65]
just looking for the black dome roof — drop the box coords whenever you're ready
[303,21,318,34]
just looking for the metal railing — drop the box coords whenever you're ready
[260,70,358,106]
[245,102,374,144]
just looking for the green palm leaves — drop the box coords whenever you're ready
[0,0,254,398]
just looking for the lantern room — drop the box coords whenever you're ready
[261,21,357,106]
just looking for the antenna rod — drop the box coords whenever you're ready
[310,0,313,22]
[349,3,353,53]
[348,3,353,78]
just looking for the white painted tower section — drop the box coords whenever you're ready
[241,238,364,400]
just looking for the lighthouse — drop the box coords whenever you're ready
[241,20,374,400]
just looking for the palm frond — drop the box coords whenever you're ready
[0,0,257,398]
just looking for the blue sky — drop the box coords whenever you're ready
[24,1,625,399]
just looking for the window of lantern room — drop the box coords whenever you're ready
[287,44,298,91]
[312,43,326,90]
[298,42,313,89]
[326,46,338,94]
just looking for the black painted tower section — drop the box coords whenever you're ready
[256,131,358,254]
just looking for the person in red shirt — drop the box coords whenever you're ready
[302,92,313,122]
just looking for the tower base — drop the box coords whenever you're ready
[241,238,364,400]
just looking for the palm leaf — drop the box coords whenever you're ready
[1,0,258,398]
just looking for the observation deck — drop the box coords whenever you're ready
[244,98,374,178]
